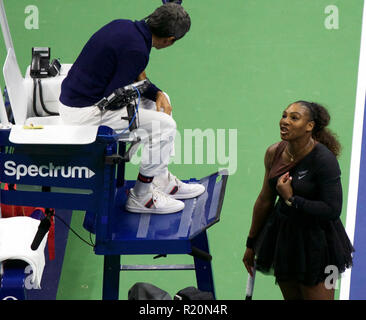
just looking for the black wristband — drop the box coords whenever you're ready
[246,236,256,249]
[289,196,299,209]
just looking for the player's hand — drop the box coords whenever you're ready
[276,171,293,201]
[243,248,255,277]
[156,91,172,115]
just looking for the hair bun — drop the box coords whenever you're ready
[294,100,340,156]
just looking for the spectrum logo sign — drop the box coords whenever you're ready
[3,161,96,180]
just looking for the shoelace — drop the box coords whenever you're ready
[152,172,182,189]
[152,188,174,202]
[167,172,183,187]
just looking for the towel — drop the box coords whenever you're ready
[0,216,48,289]
[0,184,56,261]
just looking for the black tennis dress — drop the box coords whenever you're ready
[254,141,354,285]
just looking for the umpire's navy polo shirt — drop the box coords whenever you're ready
[60,19,160,107]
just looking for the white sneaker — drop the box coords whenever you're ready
[125,188,185,214]
[153,172,205,200]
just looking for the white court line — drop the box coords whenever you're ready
[339,0,366,300]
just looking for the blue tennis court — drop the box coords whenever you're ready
[340,1,366,299]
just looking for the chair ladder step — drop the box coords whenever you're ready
[121,264,195,271]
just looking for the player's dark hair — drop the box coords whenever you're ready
[145,3,191,40]
[295,100,341,157]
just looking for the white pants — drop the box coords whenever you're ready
[59,94,176,177]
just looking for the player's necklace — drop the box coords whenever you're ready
[286,139,314,162]
[286,148,295,162]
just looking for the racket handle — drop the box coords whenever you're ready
[245,266,256,300]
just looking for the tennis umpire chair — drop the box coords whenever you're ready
[0,48,229,300]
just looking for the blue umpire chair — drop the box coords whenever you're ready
[0,124,228,300]
[0,46,229,299]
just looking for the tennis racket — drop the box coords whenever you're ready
[245,263,256,300]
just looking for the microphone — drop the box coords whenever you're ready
[31,214,51,251]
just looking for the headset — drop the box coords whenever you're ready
[162,0,182,4]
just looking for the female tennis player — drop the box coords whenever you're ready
[242,101,354,300]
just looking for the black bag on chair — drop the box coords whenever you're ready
[128,282,172,300]
[174,287,215,300]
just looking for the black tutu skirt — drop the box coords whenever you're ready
[254,203,355,286]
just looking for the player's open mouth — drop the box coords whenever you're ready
[280,126,289,135]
